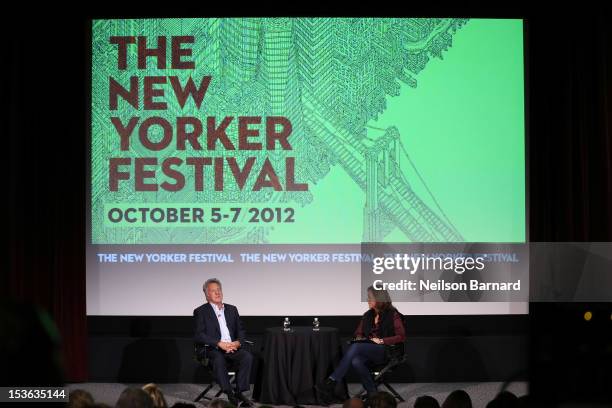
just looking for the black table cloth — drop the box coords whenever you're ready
[258,326,349,405]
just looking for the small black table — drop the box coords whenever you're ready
[258,326,349,405]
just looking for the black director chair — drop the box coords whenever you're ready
[193,340,254,403]
[355,315,410,402]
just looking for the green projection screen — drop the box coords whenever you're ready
[87,18,526,316]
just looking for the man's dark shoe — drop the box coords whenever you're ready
[235,391,253,407]
[315,377,337,405]
[364,391,379,402]
[225,390,240,406]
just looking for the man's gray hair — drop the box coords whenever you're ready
[203,278,222,295]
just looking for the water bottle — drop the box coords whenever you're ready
[313,317,320,331]
[283,317,291,332]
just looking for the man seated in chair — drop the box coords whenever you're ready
[194,278,253,407]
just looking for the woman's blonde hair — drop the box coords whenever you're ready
[142,383,168,408]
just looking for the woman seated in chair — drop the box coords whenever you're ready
[317,286,406,401]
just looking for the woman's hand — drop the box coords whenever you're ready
[371,337,384,344]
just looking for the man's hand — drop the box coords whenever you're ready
[371,337,384,344]
[217,341,238,353]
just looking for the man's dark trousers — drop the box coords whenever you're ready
[208,348,253,392]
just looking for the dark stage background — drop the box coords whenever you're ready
[5,5,612,403]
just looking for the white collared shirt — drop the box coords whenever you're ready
[211,303,232,342]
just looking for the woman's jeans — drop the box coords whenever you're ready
[330,343,386,394]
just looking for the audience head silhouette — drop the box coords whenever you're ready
[442,389,472,408]
[68,389,94,408]
[116,387,154,408]
[142,383,167,408]
[414,395,441,408]
[343,397,365,408]
[367,391,397,408]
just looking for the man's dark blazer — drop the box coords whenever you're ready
[193,303,246,356]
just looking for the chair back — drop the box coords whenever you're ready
[384,313,407,362]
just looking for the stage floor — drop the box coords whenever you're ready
[67,381,528,407]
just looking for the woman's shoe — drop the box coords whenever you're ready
[315,377,337,405]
